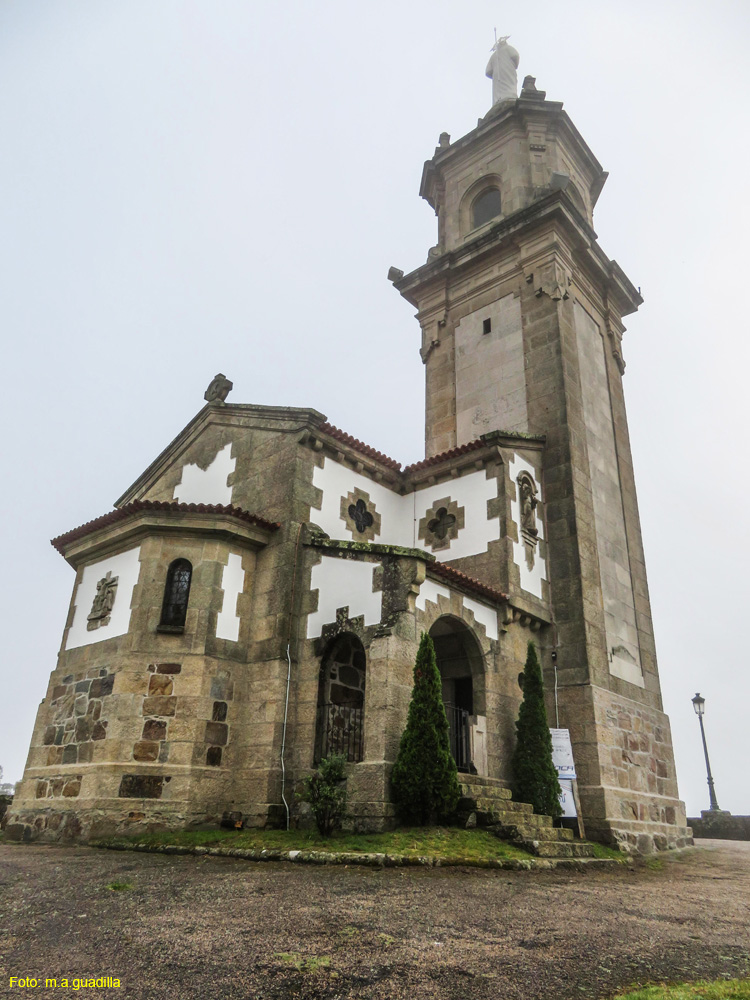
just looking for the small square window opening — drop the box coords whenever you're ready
[482,318,491,335]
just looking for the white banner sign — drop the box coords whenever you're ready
[549,728,576,780]
[558,779,577,818]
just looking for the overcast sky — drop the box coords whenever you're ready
[1,0,748,819]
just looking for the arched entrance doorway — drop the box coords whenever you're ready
[315,633,366,763]
[429,617,486,774]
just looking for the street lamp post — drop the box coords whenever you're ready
[691,692,721,813]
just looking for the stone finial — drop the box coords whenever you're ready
[520,74,546,101]
[485,36,519,106]
[204,373,233,404]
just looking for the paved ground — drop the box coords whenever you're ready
[0,840,748,1000]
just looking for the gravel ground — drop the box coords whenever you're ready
[0,839,748,1000]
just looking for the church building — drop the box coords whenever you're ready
[7,43,691,853]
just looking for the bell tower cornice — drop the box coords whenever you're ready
[392,189,642,322]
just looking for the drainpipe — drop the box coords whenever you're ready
[280,522,304,831]
[539,465,560,728]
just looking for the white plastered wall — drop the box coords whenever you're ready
[216,552,245,642]
[415,580,450,611]
[173,442,235,505]
[312,461,411,545]
[574,302,644,687]
[311,460,499,562]
[454,293,527,445]
[307,556,382,638]
[416,579,498,641]
[66,547,141,650]
[508,453,548,600]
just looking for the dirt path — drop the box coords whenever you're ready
[1,840,748,999]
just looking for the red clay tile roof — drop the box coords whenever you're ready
[403,438,487,474]
[51,501,280,553]
[429,561,508,604]
[318,422,402,472]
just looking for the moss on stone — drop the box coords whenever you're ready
[306,534,435,562]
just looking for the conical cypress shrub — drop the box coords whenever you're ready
[391,632,460,825]
[512,641,562,817]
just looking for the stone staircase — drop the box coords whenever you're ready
[458,776,597,859]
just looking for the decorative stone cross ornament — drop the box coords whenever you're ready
[428,507,456,541]
[348,498,374,534]
[86,571,119,631]
[340,489,381,543]
[204,373,233,404]
[418,497,465,552]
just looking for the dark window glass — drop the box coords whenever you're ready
[159,559,192,629]
[472,188,502,228]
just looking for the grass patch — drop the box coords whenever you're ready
[613,979,750,999]
[106,881,133,891]
[273,952,332,974]
[588,842,628,861]
[92,825,535,862]
[642,855,665,871]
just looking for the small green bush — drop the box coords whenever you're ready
[391,632,460,825]
[299,754,347,836]
[511,641,562,817]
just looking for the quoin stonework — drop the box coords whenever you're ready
[7,46,691,853]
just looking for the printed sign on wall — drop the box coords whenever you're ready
[550,728,577,818]
[550,728,576,779]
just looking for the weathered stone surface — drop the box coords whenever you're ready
[210,677,233,701]
[89,674,114,699]
[133,741,159,762]
[142,696,176,717]
[118,774,165,799]
[154,663,182,674]
[205,722,228,746]
[148,674,173,696]
[142,719,167,741]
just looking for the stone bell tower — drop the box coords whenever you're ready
[391,44,690,850]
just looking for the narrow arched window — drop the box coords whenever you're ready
[472,187,502,228]
[158,559,192,631]
[315,633,366,763]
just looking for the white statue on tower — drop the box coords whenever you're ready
[486,35,519,106]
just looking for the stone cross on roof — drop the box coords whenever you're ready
[204,373,233,404]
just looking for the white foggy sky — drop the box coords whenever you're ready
[1,0,748,818]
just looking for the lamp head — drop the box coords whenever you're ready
[692,692,705,717]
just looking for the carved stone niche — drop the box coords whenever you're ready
[516,472,539,571]
[340,488,381,543]
[418,497,465,552]
[86,571,119,631]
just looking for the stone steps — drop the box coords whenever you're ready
[514,839,595,859]
[459,779,597,860]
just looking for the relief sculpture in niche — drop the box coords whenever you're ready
[517,472,539,570]
[86,571,119,631]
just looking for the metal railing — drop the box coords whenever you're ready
[315,703,364,763]
[445,703,471,773]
